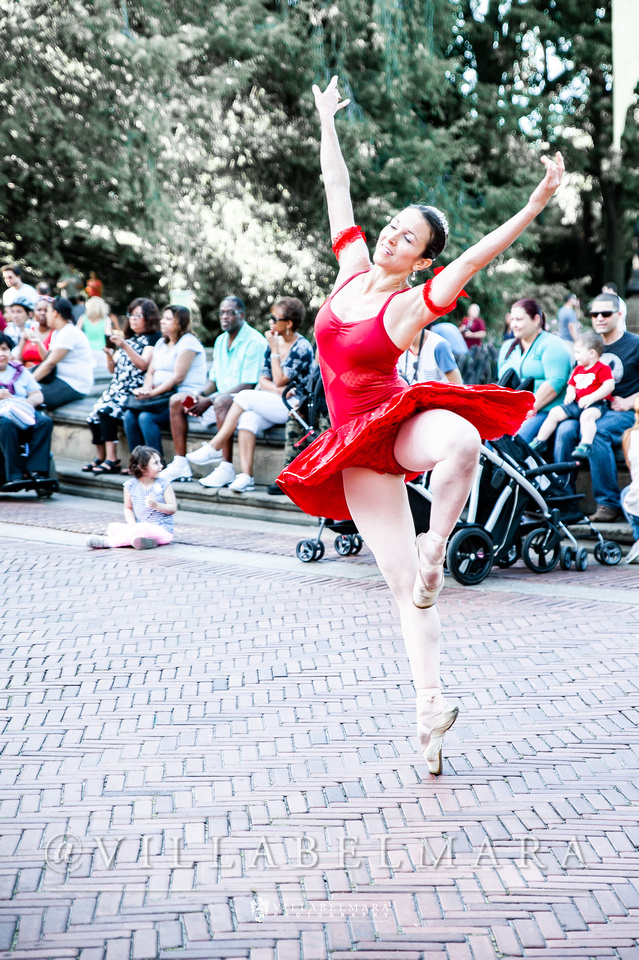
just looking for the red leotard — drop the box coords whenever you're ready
[277,271,533,520]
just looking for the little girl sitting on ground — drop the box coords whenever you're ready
[88,445,176,550]
[530,330,615,458]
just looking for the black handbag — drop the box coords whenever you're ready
[123,392,174,414]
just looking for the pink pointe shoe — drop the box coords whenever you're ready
[416,688,459,776]
[413,531,447,609]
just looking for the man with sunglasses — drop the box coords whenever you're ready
[161,295,266,485]
[554,292,639,522]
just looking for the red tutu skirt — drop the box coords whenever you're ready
[277,381,533,521]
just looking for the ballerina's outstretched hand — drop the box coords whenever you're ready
[312,75,350,120]
[529,152,565,208]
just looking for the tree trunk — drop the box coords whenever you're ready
[600,175,627,294]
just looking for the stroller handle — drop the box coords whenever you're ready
[524,461,579,478]
[281,381,299,411]
[281,380,317,444]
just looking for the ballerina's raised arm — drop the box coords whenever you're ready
[312,76,372,285]
[313,76,564,347]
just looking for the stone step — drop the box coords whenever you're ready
[54,457,317,526]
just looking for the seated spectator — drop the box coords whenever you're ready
[498,298,572,442]
[84,298,161,475]
[2,263,38,310]
[87,446,176,551]
[397,328,463,385]
[123,305,206,461]
[602,282,627,333]
[191,297,313,494]
[0,333,53,490]
[530,331,614,458]
[77,296,112,367]
[430,321,468,358]
[554,293,639,523]
[459,303,486,350]
[161,295,266,484]
[621,398,639,564]
[32,297,94,409]
[14,296,53,368]
[4,295,34,344]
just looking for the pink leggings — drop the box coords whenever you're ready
[105,521,173,548]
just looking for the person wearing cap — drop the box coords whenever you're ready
[4,295,35,346]
[554,292,639,523]
[557,292,581,358]
[1,264,38,310]
[14,297,53,369]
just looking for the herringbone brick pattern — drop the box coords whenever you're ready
[1,498,639,958]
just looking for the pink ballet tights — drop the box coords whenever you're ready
[105,521,173,548]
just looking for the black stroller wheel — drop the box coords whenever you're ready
[296,539,317,563]
[313,540,325,561]
[522,527,561,573]
[446,527,494,585]
[334,534,353,556]
[559,546,573,570]
[575,547,589,571]
[595,540,622,566]
[351,535,363,555]
[496,542,520,568]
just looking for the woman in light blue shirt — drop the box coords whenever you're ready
[498,298,572,442]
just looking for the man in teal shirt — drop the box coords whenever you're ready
[162,296,267,485]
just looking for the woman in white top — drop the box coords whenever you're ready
[32,297,94,409]
[621,396,639,563]
[123,305,206,460]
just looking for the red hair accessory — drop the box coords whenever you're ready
[332,225,366,260]
[421,267,469,316]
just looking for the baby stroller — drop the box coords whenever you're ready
[410,433,622,585]
[281,377,366,561]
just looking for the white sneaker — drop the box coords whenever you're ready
[198,461,236,489]
[228,473,255,493]
[186,442,222,466]
[625,540,639,564]
[160,456,192,482]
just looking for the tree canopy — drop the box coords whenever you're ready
[0,0,636,339]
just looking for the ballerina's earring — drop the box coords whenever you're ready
[410,271,417,284]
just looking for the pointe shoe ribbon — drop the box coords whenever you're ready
[412,531,447,609]
[416,688,459,776]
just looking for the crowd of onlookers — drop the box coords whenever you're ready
[1,262,639,561]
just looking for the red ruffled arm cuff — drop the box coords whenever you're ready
[421,267,469,317]
[332,225,367,261]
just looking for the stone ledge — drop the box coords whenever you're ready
[49,397,287,487]
[54,457,316,527]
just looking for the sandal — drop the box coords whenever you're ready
[82,458,103,473]
[92,459,121,475]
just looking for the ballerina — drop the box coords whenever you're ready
[278,77,564,774]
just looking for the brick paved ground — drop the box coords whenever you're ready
[2,495,639,959]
